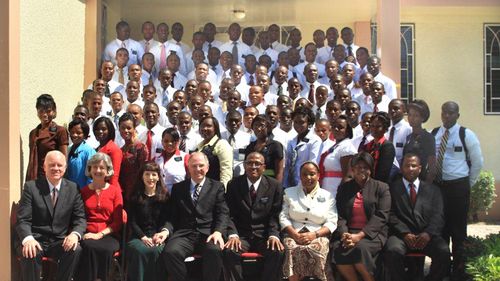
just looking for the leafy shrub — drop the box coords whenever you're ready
[466,255,500,281]
[465,233,500,280]
[469,171,497,222]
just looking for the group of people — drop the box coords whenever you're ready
[17,20,485,281]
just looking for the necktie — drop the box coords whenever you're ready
[249,75,255,86]
[208,42,212,50]
[118,68,125,84]
[436,129,449,181]
[316,108,322,120]
[121,41,126,48]
[409,183,417,207]
[373,104,379,113]
[277,85,283,95]
[105,83,111,98]
[162,88,170,108]
[308,84,315,104]
[192,184,201,204]
[113,114,119,128]
[145,41,150,53]
[51,188,58,207]
[148,75,153,86]
[179,135,187,152]
[389,127,396,143]
[228,134,236,147]
[358,135,367,152]
[347,45,353,57]
[250,184,257,203]
[232,41,239,64]
[171,73,176,88]
[146,130,153,161]
[160,44,167,70]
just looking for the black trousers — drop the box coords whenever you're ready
[18,239,82,281]
[438,177,469,273]
[223,236,284,281]
[384,235,450,281]
[162,230,223,281]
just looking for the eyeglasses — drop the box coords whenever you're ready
[244,161,263,168]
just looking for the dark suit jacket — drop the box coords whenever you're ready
[336,178,391,244]
[373,141,396,183]
[388,178,444,237]
[225,175,283,239]
[166,177,229,236]
[16,178,86,245]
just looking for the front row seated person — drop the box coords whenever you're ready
[384,153,450,281]
[333,152,391,281]
[16,151,86,281]
[161,152,229,281]
[280,161,337,281]
[224,152,284,281]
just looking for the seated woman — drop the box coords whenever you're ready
[319,115,357,197]
[66,118,96,189]
[333,152,391,281]
[279,161,337,281]
[244,115,284,181]
[363,112,396,183]
[155,127,189,193]
[126,162,169,281]
[119,113,148,203]
[93,116,123,187]
[196,116,233,187]
[76,153,123,281]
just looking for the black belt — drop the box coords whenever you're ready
[434,176,469,186]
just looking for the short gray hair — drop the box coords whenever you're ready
[85,152,114,179]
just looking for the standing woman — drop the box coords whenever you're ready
[403,99,436,183]
[244,115,284,182]
[26,94,69,181]
[363,112,396,183]
[319,115,357,197]
[196,116,233,187]
[118,113,148,203]
[93,116,123,187]
[333,152,391,281]
[155,128,189,192]
[76,153,123,281]
[280,162,337,281]
[66,119,96,189]
[126,163,169,281]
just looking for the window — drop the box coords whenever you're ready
[370,23,416,103]
[484,24,500,114]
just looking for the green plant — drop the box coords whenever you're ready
[469,171,497,222]
[466,255,500,281]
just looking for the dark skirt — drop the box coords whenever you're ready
[126,238,166,281]
[75,235,120,281]
[331,234,383,275]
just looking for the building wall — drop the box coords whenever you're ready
[20,0,86,179]
[401,6,500,219]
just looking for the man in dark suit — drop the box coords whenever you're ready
[162,152,229,281]
[385,153,450,281]
[223,152,284,281]
[16,151,86,281]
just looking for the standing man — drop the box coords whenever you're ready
[341,27,359,59]
[16,151,86,281]
[385,153,450,281]
[366,55,398,100]
[103,21,143,66]
[139,21,159,53]
[432,101,483,281]
[162,152,229,281]
[150,23,186,76]
[168,22,192,55]
[268,24,289,53]
[203,22,224,53]
[220,23,252,66]
[224,152,284,281]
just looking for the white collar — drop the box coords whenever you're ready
[46,178,62,192]
[191,177,206,188]
[402,177,420,190]
[247,177,262,191]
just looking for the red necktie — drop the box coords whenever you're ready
[373,104,379,113]
[146,130,153,161]
[409,183,417,207]
[250,184,257,203]
[308,84,315,104]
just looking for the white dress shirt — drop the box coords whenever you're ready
[168,39,192,55]
[138,123,166,160]
[139,39,160,53]
[219,40,253,66]
[386,119,412,165]
[203,40,224,53]
[150,42,186,75]
[374,72,398,100]
[294,62,326,87]
[103,38,144,66]
[316,46,333,65]
[270,41,289,53]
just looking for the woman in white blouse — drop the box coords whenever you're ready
[279,161,337,281]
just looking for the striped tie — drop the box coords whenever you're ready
[192,184,201,205]
[435,129,449,181]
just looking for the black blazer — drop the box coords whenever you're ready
[16,178,86,244]
[336,178,391,244]
[166,178,229,237]
[373,141,396,183]
[388,178,444,237]
[225,175,283,239]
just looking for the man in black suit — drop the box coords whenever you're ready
[162,151,229,281]
[223,152,284,281]
[385,153,450,281]
[16,151,86,281]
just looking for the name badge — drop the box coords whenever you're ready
[132,50,137,55]
[238,149,246,161]
[454,146,463,152]
[260,197,269,203]
[396,142,404,148]
[317,196,325,202]
[174,157,182,162]
[156,148,164,153]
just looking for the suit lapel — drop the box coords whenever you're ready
[254,177,270,205]
[40,179,54,218]
[398,180,414,215]
[240,178,253,210]
[181,180,195,213]
[53,180,69,216]
[197,178,210,203]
